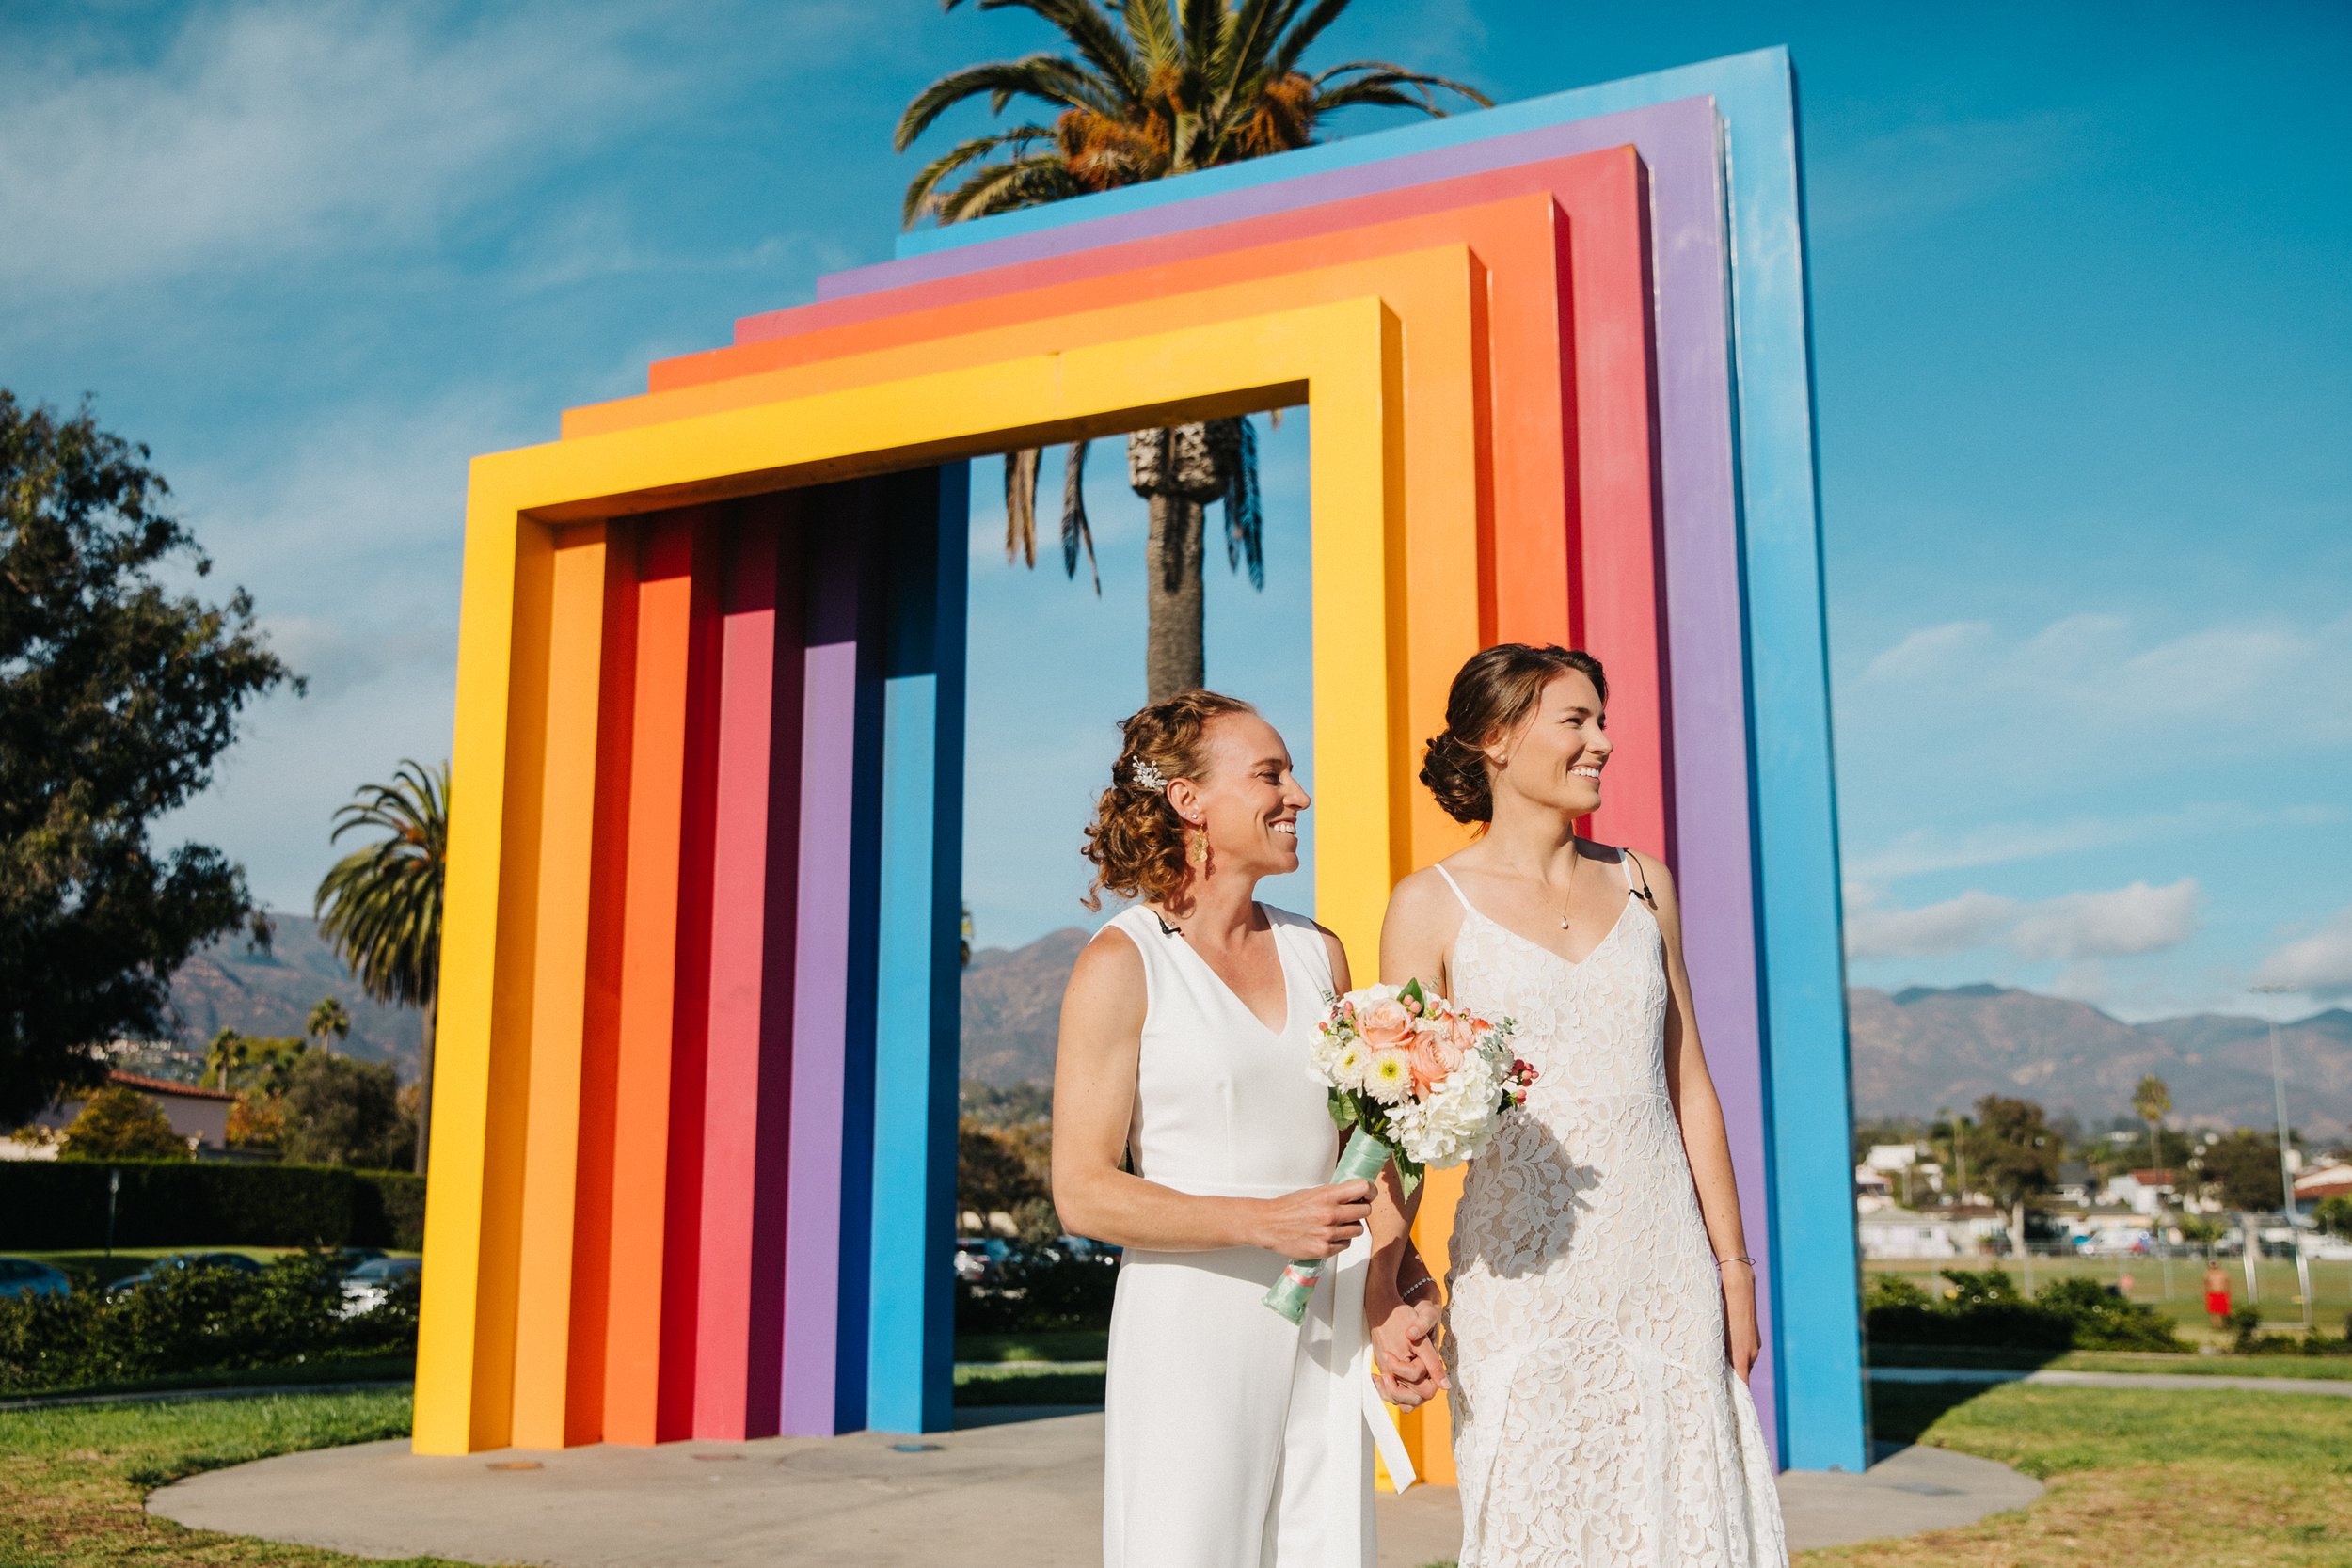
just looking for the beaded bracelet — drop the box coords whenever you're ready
[1401,1275,1437,1302]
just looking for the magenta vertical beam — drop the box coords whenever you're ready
[694,498,803,1438]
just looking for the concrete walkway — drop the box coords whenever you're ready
[1870,1365,2352,1396]
[152,1406,2041,1565]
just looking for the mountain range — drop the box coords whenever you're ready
[167,920,2352,1140]
[958,928,2352,1139]
[165,913,425,1074]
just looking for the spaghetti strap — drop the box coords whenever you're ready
[1431,862,1475,912]
[1617,847,1657,907]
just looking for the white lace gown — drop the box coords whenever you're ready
[1098,902,1381,1568]
[1433,857,1788,1568]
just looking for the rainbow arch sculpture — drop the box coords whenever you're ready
[414,45,1866,1476]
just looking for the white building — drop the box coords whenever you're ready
[1858,1210,1961,1259]
[2100,1168,2176,1217]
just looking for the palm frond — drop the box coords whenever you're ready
[1208,0,1299,99]
[1223,415,1264,589]
[938,153,1089,222]
[896,57,1105,151]
[314,760,447,1010]
[1120,0,1180,71]
[1179,0,1224,79]
[901,126,1057,226]
[1263,0,1353,81]
[974,0,1150,103]
[1060,440,1101,594]
[1004,448,1041,565]
[1311,62,1492,110]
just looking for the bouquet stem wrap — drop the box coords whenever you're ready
[1261,1125,1395,1324]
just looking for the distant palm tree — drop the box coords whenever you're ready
[314,761,446,1176]
[2132,1073,2171,1174]
[896,0,1486,698]
[307,996,352,1053]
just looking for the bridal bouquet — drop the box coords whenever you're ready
[1263,979,1534,1323]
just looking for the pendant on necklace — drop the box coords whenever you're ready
[1558,916,1571,929]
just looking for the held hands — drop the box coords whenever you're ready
[1254,1180,1375,1259]
[1369,1291,1446,1409]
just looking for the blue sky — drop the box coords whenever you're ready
[5,1,2346,1026]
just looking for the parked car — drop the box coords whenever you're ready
[2307,1238,2352,1263]
[954,1237,1012,1284]
[0,1258,71,1300]
[338,1256,421,1316]
[106,1252,264,1293]
[1055,1235,1121,1266]
[325,1247,388,1275]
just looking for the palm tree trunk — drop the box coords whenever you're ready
[413,1004,436,1176]
[1144,493,1206,700]
[2013,1197,2033,1291]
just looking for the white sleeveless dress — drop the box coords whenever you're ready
[1434,857,1787,1568]
[1098,902,1380,1568]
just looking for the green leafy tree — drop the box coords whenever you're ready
[2197,1128,2286,1212]
[959,1117,1050,1221]
[56,1085,190,1162]
[306,996,352,1052]
[2314,1195,2352,1240]
[896,0,1486,697]
[314,761,446,1175]
[2131,1074,2172,1174]
[0,393,295,1123]
[199,1028,307,1094]
[281,1050,410,1170]
[1972,1094,2062,1288]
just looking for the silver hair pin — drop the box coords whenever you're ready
[1129,756,1169,792]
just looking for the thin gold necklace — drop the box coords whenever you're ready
[1516,841,1579,929]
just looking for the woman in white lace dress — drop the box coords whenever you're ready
[1367,645,1787,1567]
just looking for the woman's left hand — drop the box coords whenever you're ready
[1720,1259,1760,1383]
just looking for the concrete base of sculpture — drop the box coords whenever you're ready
[151,1405,2039,1565]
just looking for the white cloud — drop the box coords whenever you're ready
[1848,609,2352,756]
[1845,803,2343,881]
[0,1,666,297]
[1861,619,1990,682]
[1845,878,2201,962]
[2255,905,2352,1000]
[2008,879,2201,961]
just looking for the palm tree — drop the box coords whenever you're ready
[307,996,352,1053]
[314,761,447,1175]
[2132,1073,2171,1174]
[897,0,1486,698]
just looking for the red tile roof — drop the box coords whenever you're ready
[106,1069,234,1102]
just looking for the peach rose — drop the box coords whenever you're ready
[1408,1025,1464,1096]
[1358,997,1414,1049]
[1448,1013,1481,1053]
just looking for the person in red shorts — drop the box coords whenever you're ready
[2203,1260,2233,1327]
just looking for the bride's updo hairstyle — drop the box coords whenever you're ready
[1082,689,1258,911]
[1422,643,1609,825]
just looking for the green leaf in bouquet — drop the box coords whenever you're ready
[1399,977,1428,1007]
[1327,1090,1360,1130]
[1394,1152,1425,1199]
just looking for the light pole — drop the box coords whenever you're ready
[2249,983,2313,1333]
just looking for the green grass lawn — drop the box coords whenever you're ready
[1867,1342,2352,1379]
[1793,1381,2352,1568]
[953,1329,1108,1363]
[0,1388,479,1567]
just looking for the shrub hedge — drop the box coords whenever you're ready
[0,1250,419,1393]
[1865,1266,2185,1353]
[0,1160,424,1250]
[956,1249,1119,1335]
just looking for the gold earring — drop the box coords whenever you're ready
[1186,828,1211,868]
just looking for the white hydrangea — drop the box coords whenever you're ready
[1389,1049,1510,1168]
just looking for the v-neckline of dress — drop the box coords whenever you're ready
[1465,894,1637,974]
[1160,903,1293,1036]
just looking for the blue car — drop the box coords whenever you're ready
[0,1258,71,1300]
[106,1251,264,1293]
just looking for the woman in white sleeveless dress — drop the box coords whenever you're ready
[1053,690,1395,1568]
[1371,645,1788,1567]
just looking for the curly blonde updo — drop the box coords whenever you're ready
[1082,689,1259,911]
[1421,644,1609,824]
